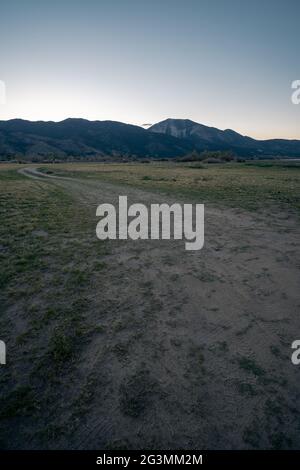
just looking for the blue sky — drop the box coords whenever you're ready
[0,0,299,138]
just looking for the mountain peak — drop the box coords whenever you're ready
[0,117,299,160]
[148,118,300,156]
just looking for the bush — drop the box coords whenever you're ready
[180,149,236,163]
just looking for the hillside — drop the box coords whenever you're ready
[0,117,299,161]
[149,119,300,157]
[0,118,192,160]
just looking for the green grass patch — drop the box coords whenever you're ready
[31,161,300,212]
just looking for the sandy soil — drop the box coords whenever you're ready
[13,167,300,449]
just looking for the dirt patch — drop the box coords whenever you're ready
[0,165,299,449]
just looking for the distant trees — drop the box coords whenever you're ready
[179,149,237,163]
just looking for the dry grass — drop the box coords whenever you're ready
[4,160,297,211]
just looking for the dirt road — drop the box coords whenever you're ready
[14,167,300,449]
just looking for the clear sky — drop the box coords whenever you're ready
[0,0,299,139]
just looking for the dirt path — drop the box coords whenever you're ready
[19,166,300,449]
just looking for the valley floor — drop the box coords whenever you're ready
[0,163,299,449]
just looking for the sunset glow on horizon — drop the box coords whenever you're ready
[1,0,299,140]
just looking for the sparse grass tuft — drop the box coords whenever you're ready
[237,356,266,377]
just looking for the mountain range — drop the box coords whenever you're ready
[0,117,299,161]
[149,119,300,157]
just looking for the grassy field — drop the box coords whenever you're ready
[0,161,299,449]
[30,160,300,211]
[0,168,108,446]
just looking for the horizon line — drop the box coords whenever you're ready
[0,116,300,142]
